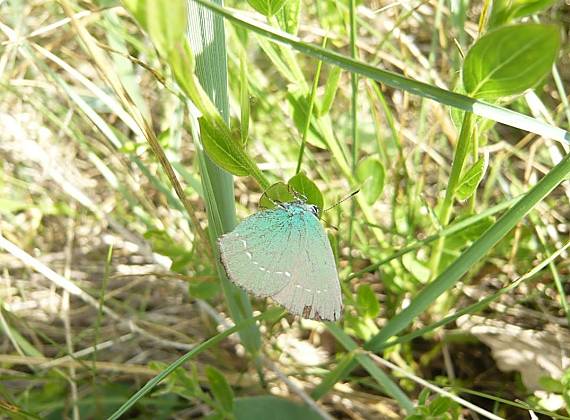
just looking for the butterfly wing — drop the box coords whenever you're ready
[218,207,295,298]
[270,205,342,321]
[218,204,342,321]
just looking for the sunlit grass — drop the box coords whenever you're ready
[0,0,569,418]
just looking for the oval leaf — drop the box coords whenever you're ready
[288,172,324,211]
[462,24,560,100]
[402,253,431,284]
[356,284,380,318]
[206,366,234,413]
[356,157,385,205]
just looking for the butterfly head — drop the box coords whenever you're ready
[279,201,320,218]
[306,203,319,216]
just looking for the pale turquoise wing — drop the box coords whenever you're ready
[270,204,342,321]
[218,203,343,321]
[217,207,296,297]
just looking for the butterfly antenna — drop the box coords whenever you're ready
[323,189,360,212]
[322,219,339,231]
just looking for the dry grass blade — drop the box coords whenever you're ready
[0,234,194,350]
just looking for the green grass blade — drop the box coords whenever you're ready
[107,312,270,420]
[348,195,519,281]
[367,153,570,351]
[326,324,415,413]
[375,239,570,352]
[192,0,570,144]
[187,0,261,354]
[313,152,570,399]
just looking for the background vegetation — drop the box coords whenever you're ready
[0,0,569,418]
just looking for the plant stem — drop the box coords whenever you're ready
[295,41,325,174]
[468,121,479,213]
[187,0,260,356]
[347,0,358,266]
[429,111,473,277]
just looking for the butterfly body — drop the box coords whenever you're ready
[217,202,343,321]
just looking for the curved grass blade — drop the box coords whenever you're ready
[192,0,569,144]
[187,0,261,355]
[313,152,570,399]
[326,323,415,414]
[107,311,278,420]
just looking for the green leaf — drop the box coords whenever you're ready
[167,37,197,94]
[247,0,289,16]
[192,0,570,144]
[108,313,272,420]
[188,280,220,300]
[356,284,380,318]
[234,396,322,420]
[121,0,148,30]
[319,66,342,116]
[462,24,560,100]
[417,388,431,406]
[455,155,487,200]
[198,118,250,176]
[511,0,557,17]
[402,253,431,284]
[538,376,564,393]
[444,215,496,255]
[276,0,301,34]
[488,0,557,28]
[206,366,234,413]
[259,182,295,209]
[356,157,385,204]
[145,0,188,56]
[289,91,327,149]
[288,172,324,211]
[428,396,453,416]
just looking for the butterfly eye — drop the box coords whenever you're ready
[309,205,319,216]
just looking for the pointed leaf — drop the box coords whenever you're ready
[455,155,487,200]
[259,182,295,208]
[206,366,234,413]
[276,0,301,34]
[488,0,557,28]
[247,0,289,16]
[121,0,148,29]
[319,66,342,116]
[199,118,250,176]
[145,0,187,57]
[240,51,250,146]
[463,24,560,100]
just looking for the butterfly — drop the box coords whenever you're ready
[217,200,343,321]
